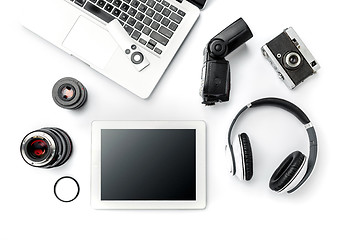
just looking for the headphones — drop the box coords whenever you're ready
[227,98,318,193]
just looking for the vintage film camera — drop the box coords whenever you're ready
[262,27,320,89]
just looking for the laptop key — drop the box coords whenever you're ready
[153,13,163,22]
[84,2,115,23]
[146,0,156,7]
[112,8,121,16]
[139,38,147,45]
[75,0,86,7]
[128,7,137,16]
[104,4,114,12]
[131,30,141,40]
[145,9,155,17]
[127,17,136,26]
[143,16,152,25]
[161,0,170,7]
[124,24,134,35]
[113,0,122,7]
[147,42,155,50]
[135,12,145,21]
[154,47,162,55]
[130,0,140,8]
[162,8,171,17]
[161,17,170,27]
[149,39,157,46]
[97,0,106,7]
[120,3,129,11]
[177,9,185,17]
[150,31,168,46]
[135,22,144,31]
[169,12,182,24]
[138,4,147,12]
[154,3,163,12]
[150,21,160,31]
[159,26,173,38]
[119,12,129,21]
[142,26,152,35]
[169,22,178,31]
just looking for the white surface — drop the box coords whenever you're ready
[91,121,206,209]
[0,0,359,239]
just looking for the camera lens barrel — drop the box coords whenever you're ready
[20,127,72,168]
[52,77,87,110]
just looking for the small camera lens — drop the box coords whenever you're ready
[284,52,302,69]
[52,77,87,110]
[20,127,72,168]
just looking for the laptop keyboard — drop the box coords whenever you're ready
[68,0,187,56]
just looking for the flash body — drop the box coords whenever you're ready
[200,18,253,106]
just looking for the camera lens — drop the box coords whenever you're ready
[284,52,302,69]
[52,77,87,110]
[20,127,72,168]
[26,139,49,161]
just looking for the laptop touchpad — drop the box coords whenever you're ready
[63,16,118,69]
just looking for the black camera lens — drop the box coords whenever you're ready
[52,77,87,110]
[284,52,302,69]
[20,127,72,168]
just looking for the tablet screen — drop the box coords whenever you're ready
[101,129,196,201]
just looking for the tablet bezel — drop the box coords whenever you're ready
[91,121,206,209]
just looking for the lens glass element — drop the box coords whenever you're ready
[289,55,299,65]
[284,52,302,69]
[60,86,75,101]
[27,139,48,161]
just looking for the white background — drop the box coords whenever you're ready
[1,0,359,239]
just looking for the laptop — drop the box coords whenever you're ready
[21,0,206,99]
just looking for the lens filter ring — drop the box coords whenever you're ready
[54,176,80,203]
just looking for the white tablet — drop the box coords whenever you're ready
[91,121,206,209]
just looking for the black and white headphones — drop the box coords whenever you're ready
[227,98,318,193]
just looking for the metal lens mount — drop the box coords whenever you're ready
[20,127,72,168]
[52,77,87,110]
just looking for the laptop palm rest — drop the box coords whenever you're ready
[63,16,118,69]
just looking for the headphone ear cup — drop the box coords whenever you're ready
[239,133,253,181]
[269,151,306,192]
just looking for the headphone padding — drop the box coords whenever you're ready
[239,133,253,181]
[269,151,305,192]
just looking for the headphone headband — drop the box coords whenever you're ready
[227,97,317,193]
